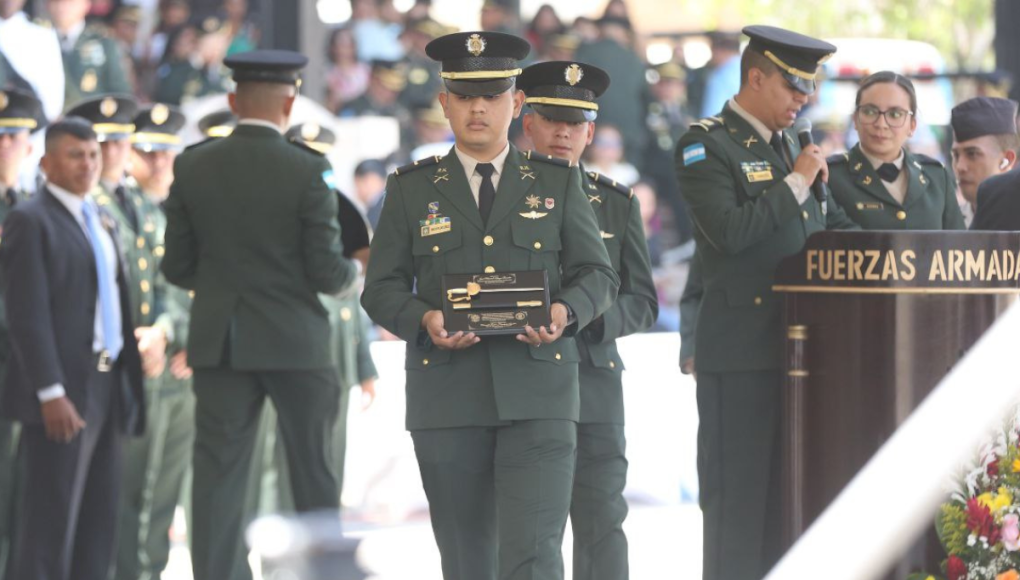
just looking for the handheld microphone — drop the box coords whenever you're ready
[792,117,828,204]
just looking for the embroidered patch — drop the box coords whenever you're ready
[322,170,337,189]
[683,143,706,166]
[544,198,555,210]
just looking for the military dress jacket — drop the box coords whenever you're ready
[575,170,657,424]
[675,104,859,374]
[362,145,620,430]
[61,24,132,106]
[972,169,1020,231]
[161,124,359,371]
[827,144,965,230]
[0,188,30,385]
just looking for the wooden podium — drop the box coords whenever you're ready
[774,231,1020,577]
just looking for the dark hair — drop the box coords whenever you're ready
[326,26,357,65]
[855,71,918,115]
[739,49,778,88]
[996,133,1020,153]
[45,117,96,151]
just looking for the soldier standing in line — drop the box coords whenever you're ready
[362,31,619,580]
[518,60,658,580]
[0,86,46,580]
[113,103,195,580]
[44,0,131,107]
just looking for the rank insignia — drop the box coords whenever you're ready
[525,194,541,209]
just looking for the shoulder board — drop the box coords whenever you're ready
[184,136,218,152]
[524,151,573,167]
[827,152,850,165]
[394,155,442,176]
[287,137,325,156]
[689,116,725,132]
[914,153,945,168]
[586,172,633,198]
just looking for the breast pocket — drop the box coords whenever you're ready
[411,225,463,291]
[510,219,562,277]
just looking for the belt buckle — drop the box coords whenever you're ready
[97,350,112,372]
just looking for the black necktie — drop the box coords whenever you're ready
[476,163,496,225]
[877,163,900,182]
[3,188,16,207]
[770,133,789,171]
[114,185,140,233]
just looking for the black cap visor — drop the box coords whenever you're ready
[531,103,595,123]
[443,77,516,97]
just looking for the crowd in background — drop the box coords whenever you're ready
[3,0,1016,334]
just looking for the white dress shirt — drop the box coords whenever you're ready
[454,143,511,206]
[0,11,65,121]
[729,98,811,204]
[860,148,908,205]
[38,185,123,403]
[238,118,283,133]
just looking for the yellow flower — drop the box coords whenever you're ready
[978,488,1013,515]
[1013,458,1020,473]
[996,570,1019,580]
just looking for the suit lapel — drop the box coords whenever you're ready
[42,188,91,254]
[429,149,484,232]
[486,146,537,229]
[848,145,901,207]
[721,106,788,175]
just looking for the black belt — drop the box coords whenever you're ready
[93,350,115,373]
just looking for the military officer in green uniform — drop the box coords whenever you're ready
[827,71,965,231]
[518,60,658,580]
[362,32,619,580]
[114,103,195,580]
[161,49,362,580]
[46,0,132,108]
[675,26,859,580]
[0,86,44,580]
[249,122,379,517]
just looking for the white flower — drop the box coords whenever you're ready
[968,533,978,546]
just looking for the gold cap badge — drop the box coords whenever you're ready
[0,92,7,112]
[100,96,118,118]
[466,33,486,57]
[151,103,169,125]
[565,64,583,86]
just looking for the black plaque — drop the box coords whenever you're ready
[441,270,551,335]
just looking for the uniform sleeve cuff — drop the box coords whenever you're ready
[38,384,66,403]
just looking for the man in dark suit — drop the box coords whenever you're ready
[0,117,143,580]
[160,50,361,580]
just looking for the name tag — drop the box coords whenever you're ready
[420,217,451,236]
[741,161,774,183]
[856,202,884,211]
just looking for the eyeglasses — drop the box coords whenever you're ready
[856,105,914,128]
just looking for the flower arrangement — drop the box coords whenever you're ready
[909,411,1020,580]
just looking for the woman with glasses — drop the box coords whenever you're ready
[826,71,965,229]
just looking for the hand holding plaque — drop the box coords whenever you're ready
[441,271,552,335]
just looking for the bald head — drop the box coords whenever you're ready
[228,81,297,128]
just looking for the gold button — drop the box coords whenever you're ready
[154,246,165,257]
[856,202,864,210]
[136,236,145,249]
[802,210,809,220]
[432,245,439,253]
[188,290,195,299]
[609,361,616,369]
[340,307,353,321]
[555,353,562,360]
[138,258,148,270]
[483,235,494,246]
[896,210,906,221]
[533,241,542,250]
[140,280,150,293]
[423,358,429,366]
[484,266,495,274]
[754,296,762,306]
[140,302,150,315]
